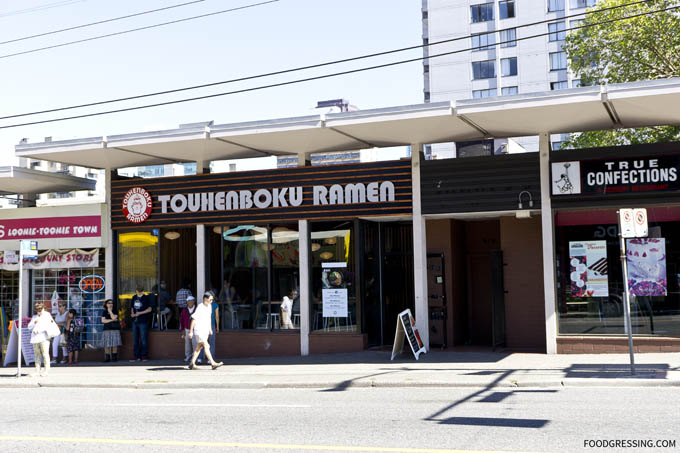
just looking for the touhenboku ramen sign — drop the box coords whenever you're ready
[157,181,396,214]
[111,161,412,228]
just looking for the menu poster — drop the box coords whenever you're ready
[569,240,609,297]
[322,262,348,317]
[626,238,667,296]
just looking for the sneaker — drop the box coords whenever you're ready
[50,360,57,365]
[129,359,137,363]
[141,357,149,362]
[211,362,224,370]
[59,360,67,364]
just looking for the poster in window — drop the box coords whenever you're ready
[626,238,667,296]
[322,262,348,317]
[569,240,609,297]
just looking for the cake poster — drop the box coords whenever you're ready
[569,241,609,297]
[626,238,667,296]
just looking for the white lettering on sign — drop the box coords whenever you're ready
[158,181,396,214]
[586,159,678,187]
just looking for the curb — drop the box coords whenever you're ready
[1,378,678,390]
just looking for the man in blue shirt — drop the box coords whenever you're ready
[130,284,152,361]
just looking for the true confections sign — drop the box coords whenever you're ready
[552,155,680,196]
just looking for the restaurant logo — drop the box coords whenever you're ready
[79,275,105,293]
[123,187,153,223]
[552,155,680,196]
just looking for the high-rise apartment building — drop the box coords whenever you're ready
[423,0,594,156]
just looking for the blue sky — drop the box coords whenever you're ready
[0,0,424,165]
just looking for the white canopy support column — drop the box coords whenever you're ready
[539,133,558,354]
[298,151,311,356]
[196,160,206,298]
[411,143,429,350]
[105,170,114,300]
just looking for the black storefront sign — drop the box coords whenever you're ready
[421,153,541,214]
[552,154,680,197]
[111,161,412,229]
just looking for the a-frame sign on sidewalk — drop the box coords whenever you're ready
[391,309,427,360]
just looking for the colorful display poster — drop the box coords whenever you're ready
[569,240,609,297]
[626,238,667,296]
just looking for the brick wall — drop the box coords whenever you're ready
[500,216,546,351]
[558,336,680,353]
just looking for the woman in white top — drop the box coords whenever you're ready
[51,302,68,364]
[280,289,297,329]
[187,292,223,370]
[27,302,55,377]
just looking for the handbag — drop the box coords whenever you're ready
[46,319,61,339]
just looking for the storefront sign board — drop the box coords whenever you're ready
[3,319,35,367]
[0,249,98,271]
[0,203,107,250]
[568,241,609,297]
[391,309,426,361]
[111,161,412,228]
[3,250,18,264]
[552,155,680,196]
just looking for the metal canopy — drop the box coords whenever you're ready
[0,166,96,195]
[15,78,680,170]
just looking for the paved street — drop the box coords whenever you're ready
[0,386,678,452]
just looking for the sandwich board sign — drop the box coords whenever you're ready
[391,308,427,360]
[3,319,35,367]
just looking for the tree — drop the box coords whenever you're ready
[561,0,680,149]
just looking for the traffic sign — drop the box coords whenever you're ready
[633,208,648,238]
[19,240,38,257]
[618,209,635,238]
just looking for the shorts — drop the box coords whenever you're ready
[195,334,210,345]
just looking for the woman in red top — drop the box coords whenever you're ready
[180,296,197,362]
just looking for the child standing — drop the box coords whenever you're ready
[64,309,81,364]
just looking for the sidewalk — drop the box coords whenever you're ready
[2,350,680,389]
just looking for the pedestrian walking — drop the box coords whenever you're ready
[180,295,197,362]
[51,302,68,364]
[130,285,152,362]
[187,292,223,370]
[28,302,54,377]
[101,299,122,362]
[64,309,81,365]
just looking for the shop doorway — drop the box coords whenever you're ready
[448,219,506,347]
[362,222,414,347]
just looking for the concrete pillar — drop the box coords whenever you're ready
[20,265,30,316]
[196,160,206,298]
[105,170,114,301]
[298,220,311,356]
[298,151,311,356]
[411,143,429,350]
[539,133,558,354]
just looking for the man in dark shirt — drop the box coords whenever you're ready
[130,284,152,361]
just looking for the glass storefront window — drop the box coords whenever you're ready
[221,225,270,330]
[556,213,680,337]
[118,231,159,327]
[311,222,358,333]
[219,224,301,331]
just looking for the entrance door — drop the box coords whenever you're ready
[490,250,506,349]
[362,222,414,347]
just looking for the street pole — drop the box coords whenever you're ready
[617,213,636,376]
[16,251,23,378]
